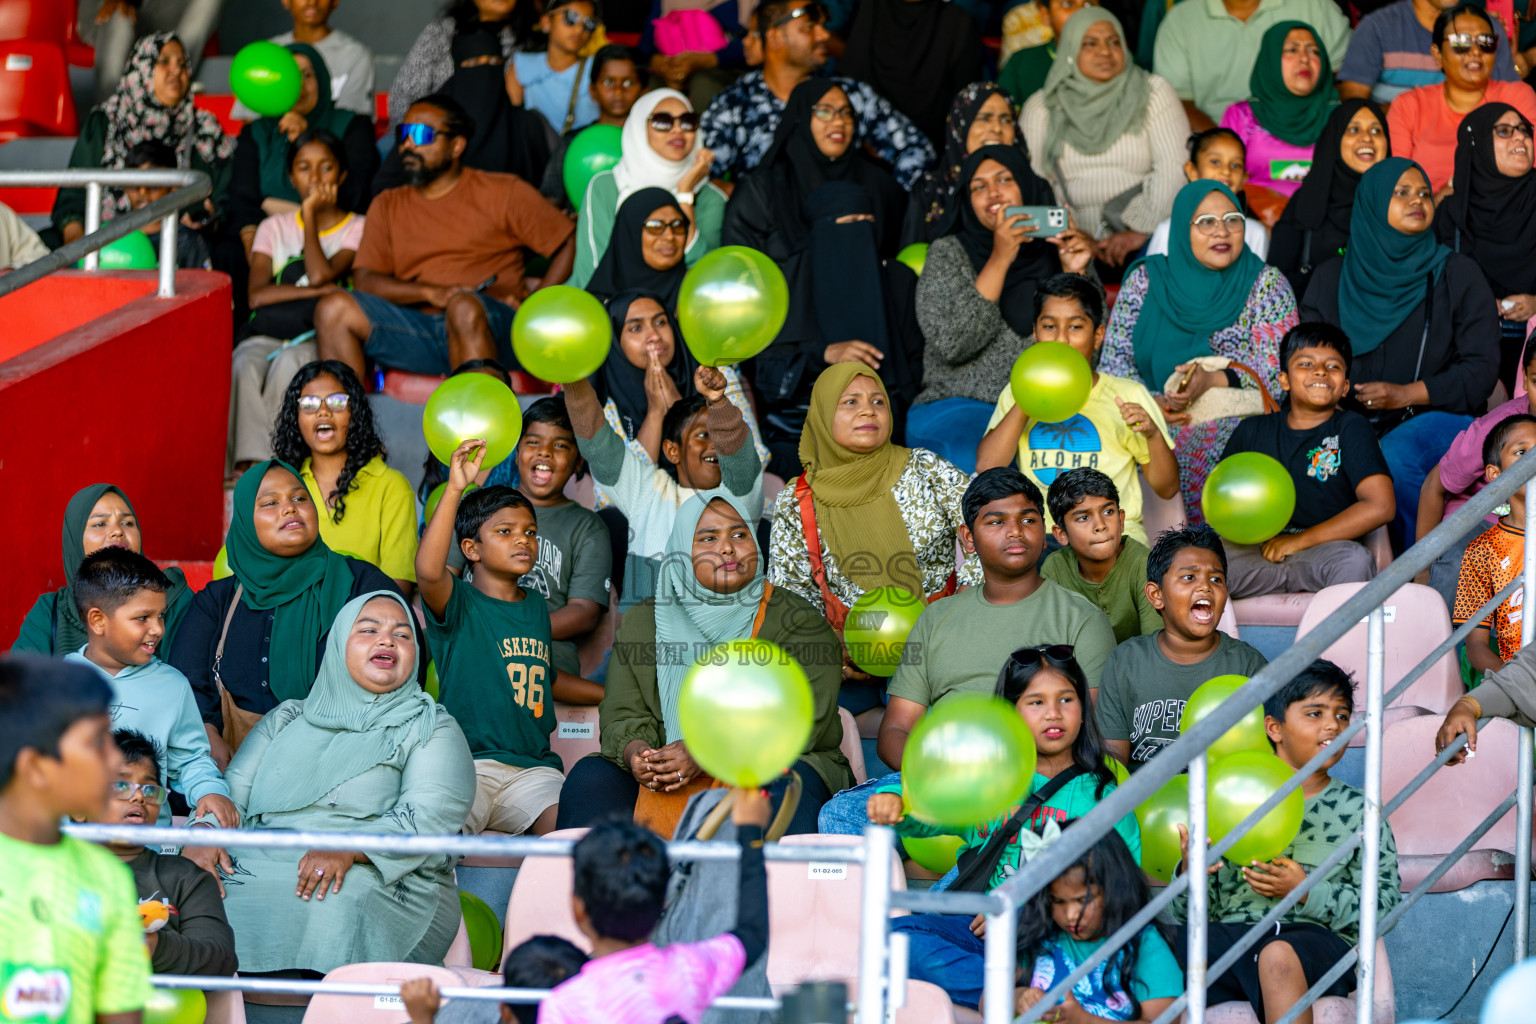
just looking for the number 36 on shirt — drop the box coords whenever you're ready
[507,663,547,719]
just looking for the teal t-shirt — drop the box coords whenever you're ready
[424,574,559,770]
[1026,925,1184,1018]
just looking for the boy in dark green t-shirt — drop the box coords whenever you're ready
[418,441,574,836]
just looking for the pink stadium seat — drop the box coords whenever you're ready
[896,979,958,1024]
[444,915,474,970]
[575,589,615,677]
[1383,714,1521,892]
[1217,600,1239,640]
[1138,472,1186,542]
[503,828,591,956]
[300,963,463,1024]
[0,43,76,138]
[561,468,594,510]
[1230,527,1392,628]
[1295,582,1464,746]
[763,471,787,512]
[379,369,556,403]
[1203,939,1394,1024]
[204,988,247,1024]
[838,706,868,785]
[551,702,600,773]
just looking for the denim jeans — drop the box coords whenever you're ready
[1379,411,1474,545]
[905,398,996,475]
[891,914,987,1008]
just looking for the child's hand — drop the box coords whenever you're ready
[731,786,772,829]
[1242,856,1307,900]
[1176,823,1224,876]
[1115,397,1158,438]
[1437,696,1482,765]
[447,439,488,494]
[866,792,905,826]
[968,913,987,937]
[195,793,240,829]
[278,110,310,142]
[1014,987,1048,1014]
[181,835,233,898]
[1261,533,1309,564]
[695,365,729,404]
[1046,991,1092,1024]
[400,978,441,1024]
[301,179,338,219]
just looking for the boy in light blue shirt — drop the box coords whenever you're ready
[511,0,602,134]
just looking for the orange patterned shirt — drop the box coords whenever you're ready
[1453,522,1526,663]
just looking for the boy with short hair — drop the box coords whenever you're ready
[1453,413,1536,679]
[91,729,238,977]
[1040,467,1164,643]
[122,139,212,270]
[1173,660,1401,1023]
[1096,524,1269,770]
[977,273,1179,547]
[516,396,611,698]
[510,0,603,134]
[1220,323,1395,598]
[540,793,771,1023]
[64,548,237,834]
[402,935,588,1023]
[540,45,644,208]
[0,654,150,1022]
[233,0,376,119]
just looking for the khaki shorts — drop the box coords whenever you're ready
[463,759,565,835]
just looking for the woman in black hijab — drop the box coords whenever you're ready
[722,77,915,475]
[1269,98,1390,298]
[593,287,699,460]
[585,187,692,306]
[1437,101,1536,389]
[839,0,984,149]
[902,82,1026,247]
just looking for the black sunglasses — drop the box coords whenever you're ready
[1009,644,1077,670]
[772,1,829,28]
[558,7,599,31]
[648,111,700,133]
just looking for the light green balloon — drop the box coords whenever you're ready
[902,694,1036,828]
[1208,750,1305,866]
[423,481,477,525]
[458,890,504,972]
[1009,341,1093,424]
[676,246,789,366]
[1180,675,1270,763]
[842,586,924,677]
[511,285,611,384]
[904,834,964,873]
[1135,775,1189,882]
[1203,452,1297,546]
[211,545,232,581]
[142,988,206,1024]
[678,639,814,787]
[422,374,522,470]
[895,243,928,276]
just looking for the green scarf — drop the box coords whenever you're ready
[242,591,438,818]
[1039,7,1154,168]
[1129,179,1267,386]
[1337,156,1450,356]
[654,494,767,744]
[1248,21,1337,148]
[52,484,190,655]
[227,460,356,702]
[250,43,357,204]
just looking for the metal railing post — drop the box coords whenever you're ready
[982,895,1017,1024]
[83,182,100,271]
[857,825,894,1024]
[1187,751,1210,1024]
[157,213,178,297]
[1516,476,1536,961]
[1356,606,1385,1024]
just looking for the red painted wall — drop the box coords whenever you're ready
[0,270,231,645]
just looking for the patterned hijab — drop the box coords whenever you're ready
[1038,8,1153,168]
[917,82,1022,233]
[98,32,234,217]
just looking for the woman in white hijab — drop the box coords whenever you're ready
[569,88,728,288]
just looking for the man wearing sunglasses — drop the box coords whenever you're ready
[696,0,935,187]
[316,94,577,381]
[1340,0,1522,106]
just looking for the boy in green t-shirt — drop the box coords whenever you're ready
[418,442,581,836]
[0,655,150,1024]
[1040,467,1164,643]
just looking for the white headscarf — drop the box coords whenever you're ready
[612,88,701,205]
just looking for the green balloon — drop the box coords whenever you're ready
[904,834,964,873]
[895,243,928,276]
[678,639,814,787]
[1009,341,1093,423]
[843,586,924,677]
[143,988,207,1024]
[458,890,505,972]
[1180,675,1270,763]
[424,481,477,525]
[676,246,789,366]
[211,545,232,581]
[1203,452,1297,545]
[422,374,522,471]
[902,694,1036,828]
[1208,750,1305,866]
[90,230,158,270]
[563,124,622,210]
[230,41,302,118]
[425,661,440,701]
[511,286,611,384]
[1135,775,1189,882]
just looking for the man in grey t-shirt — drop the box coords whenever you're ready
[230,0,376,119]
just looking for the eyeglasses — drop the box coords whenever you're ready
[648,111,700,133]
[1192,211,1247,235]
[1444,32,1497,55]
[1009,644,1076,670]
[297,393,350,413]
[1493,121,1534,139]
[110,780,168,804]
[559,8,599,31]
[643,217,689,234]
[972,110,1013,127]
[810,103,855,123]
[772,1,829,28]
[398,122,441,147]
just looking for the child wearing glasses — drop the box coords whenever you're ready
[273,360,420,596]
[86,729,238,977]
[511,0,604,134]
[1145,129,1270,259]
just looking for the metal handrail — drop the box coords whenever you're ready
[0,169,210,300]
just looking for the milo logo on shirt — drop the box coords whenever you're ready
[0,965,71,1022]
[1270,159,1312,182]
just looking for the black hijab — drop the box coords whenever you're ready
[593,288,698,441]
[440,26,551,180]
[938,144,1059,337]
[1437,102,1536,297]
[1275,98,1390,272]
[839,0,980,146]
[586,187,690,306]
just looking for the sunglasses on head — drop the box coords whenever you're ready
[111,780,168,804]
[772,1,829,28]
[648,111,700,133]
[557,7,599,31]
[398,122,442,147]
[1009,644,1076,670]
[644,217,689,234]
[297,393,350,413]
[1444,32,1497,55]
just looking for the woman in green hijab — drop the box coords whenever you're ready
[215,590,474,973]
[1221,21,1337,199]
[169,460,406,768]
[557,492,852,835]
[228,43,379,253]
[1019,6,1191,266]
[13,484,192,655]
[1100,178,1300,522]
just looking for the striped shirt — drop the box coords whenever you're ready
[537,933,747,1024]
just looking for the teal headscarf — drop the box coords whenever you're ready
[1337,156,1450,356]
[1248,21,1337,148]
[1038,8,1153,168]
[1129,179,1267,386]
[227,460,356,702]
[654,493,767,744]
[242,591,438,818]
[249,44,357,204]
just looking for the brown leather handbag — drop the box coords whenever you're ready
[213,584,265,753]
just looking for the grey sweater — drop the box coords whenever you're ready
[913,234,1033,405]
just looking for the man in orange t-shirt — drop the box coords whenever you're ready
[316,93,577,380]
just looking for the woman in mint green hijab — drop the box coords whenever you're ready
[217,591,474,973]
